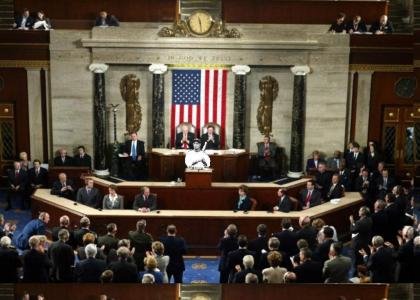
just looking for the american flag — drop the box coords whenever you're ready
[171,69,227,148]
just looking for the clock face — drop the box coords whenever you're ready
[188,11,213,35]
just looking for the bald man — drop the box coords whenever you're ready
[51,173,75,200]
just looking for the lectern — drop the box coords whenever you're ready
[185,168,213,188]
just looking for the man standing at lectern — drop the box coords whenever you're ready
[122,132,145,180]
[175,124,195,149]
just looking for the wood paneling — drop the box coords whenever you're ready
[0,30,49,61]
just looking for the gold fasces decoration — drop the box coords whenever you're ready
[257,75,279,137]
[120,74,142,134]
[158,19,240,38]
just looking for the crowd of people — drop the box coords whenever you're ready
[328,13,393,34]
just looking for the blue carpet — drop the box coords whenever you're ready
[0,191,32,241]
[183,257,220,283]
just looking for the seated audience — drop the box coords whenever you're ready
[326,174,344,201]
[128,219,152,271]
[375,168,395,199]
[299,180,321,209]
[315,162,332,200]
[13,8,34,29]
[53,148,73,166]
[73,145,92,168]
[15,212,49,250]
[226,235,256,283]
[323,242,352,283]
[149,241,170,283]
[370,14,394,34]
[74,217,97,247]
[160,224,187,283]
[232,255,262,283]
[49,229,75,282]
[139,256,164,284]
[248,224,268,263]
[235,184,252,211]
[51,173,75,200]
[328,13,346,33]
[175,123,195,149]
[98,223,119,255]
[305,150,325,173]
[75,243,107,283]
[346,15,367,34]
[76,178,101,208]
[95,11,120,27]
[0,236,21,282]
[293,247,323,283]
[6,161,28,210]
[19,152,32,171]
[262,251,287,283]
[218,224,238,283]
[273,188,292,212]
[22,236,52,282]
[257,136,277,178]
[33,11,52,30]
[201,124,220,150]
[326,150,342,171]
[103,184,123,209]
[133,186,157,212]
[28,159,48,190]
[109,246,138,283]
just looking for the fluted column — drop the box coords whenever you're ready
[149,64,168,148]
[288,65,310,178]
[89,63,109,175]
[231,65,251,149]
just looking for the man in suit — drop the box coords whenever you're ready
[257,136,277,178]
[326,174,344,201]
[326,150,342,171]
[48,229,75,282]
[133,186,157,212]
[95,11,120,27]
[28,159,48,190]
[315,162,332,200]
[22,236,52,282]
[73,146,92,168]
[258,237,291,271]
[122,132,146,180]
[98,223,119,255]
[323,242,352,283]
[218,224,238,283]
[272,218,298,257]
[53,148,74,166]
[299,180,322,209]
[128,219,152,271]
[226,235,256,282]
[296,216,318,251]
[337,160,351,191]
[232,254,262,283]
[248,224,268,263]
[6,161,28,210]
[293,247,323,283]
[346,15,367,33]
[160,224,187,283]
[51,215,75,248]
[350,206,372,265]
[13,8,34,29]
[375,169,395,200]
[305,150,325,174]
[75,243,107,282]
[74,217,96,248]
[328,12,346,33]
[355,168,372,202]
[361,236,396,282]
[0,236,22,282]
[200,124,220,150]
[370,14,393,34]
[314,226,335,264]
[346,143,365,189]
[273,188,292,213]
[50,173,75,200]
[76,178,101,208]
[109,246,138,283]
[385,193,401,246]
[175,124,195,149]
[15,212,49,250]
[371,200,390,242]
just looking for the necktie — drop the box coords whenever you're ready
[183,134,188,149]
[36,169,39,176]
[314,161,318,168]
[15,171,19,178]
[383,178,387,188]
[144,196,148,207]
[305,191,312,206]
[354,153,357,160]
[87,188,90,195]
[62,157,65,163]
[336,159,340,169]
[264,144,270,160]
[131,142,136,161]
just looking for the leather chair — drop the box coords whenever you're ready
[250,198,258,211]
[201,122,221,135]
[176,122,196,134]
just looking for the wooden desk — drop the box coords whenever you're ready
[32,189,363,255]
[89,177,309,211]
[149,148,249,182]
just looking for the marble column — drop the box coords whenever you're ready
[354,71,374,147]
[231,65,251,149]
[288,65,310,178]
[89,63,109,175]
[149,64,168,148]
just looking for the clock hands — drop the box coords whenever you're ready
[198,17,202,32]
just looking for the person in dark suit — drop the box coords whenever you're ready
[102,185,123,209]
[350,206,372,265]
[346,143,365,189]
[296,216,318,251]
[6,161,28,210]
[315,162,332,200]
[76,178,101,208]
[355,168,372,203]
[258,237,291,271]
[200,124,220,150]
[13,8,34,29]
[323,242,352,283]
[226,235,256,282]
[76,233,106,261]
[50,173,75,200]
[73,146,92,168]
[305,150,325,174]
[159,225,187,283]
[128,219,153,271]
[95,11,120,27]
[328,12,346,33]
[375,169,395,200]
[74,217,96,248]
[133,186,157,212]
[248,224,268,263]
[15,212,49,250]
[121,132,146,180]
[109,246,138,283]
[22,236,52,282]
[326,150,342,172]
[257,136,277,178]
[75,243,107,282]
[175,124,195,149]
[293,248,323,283]
[299,180,322,209]
[272,218,298,257]
[28,159,48,189]
[346,15,367,33]
[396,226,415,283]
[326,174,344,201]
[232,254,262,283]
[314,226,335,264]
[337,160,351,191]
[365,142,381,173]
[385,193,402,246]
[234,185,252,211]
[53,149,74,166]
[0,236,22,282]
[218,224,238,283]
[273,188,293,212]
[371,200,390,242]
[51,215,75,248]
[97,223,119,255]
[370,14,393,34]
[48,229,75,282]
